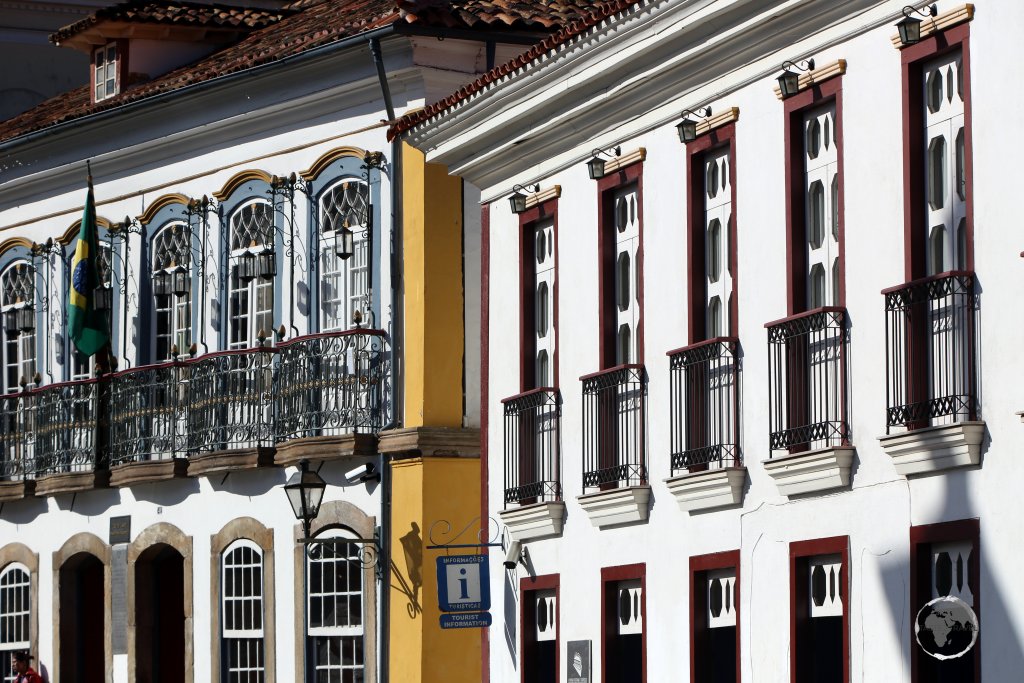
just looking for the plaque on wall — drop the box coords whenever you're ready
[567,640,591,683]
[109,516,131,545]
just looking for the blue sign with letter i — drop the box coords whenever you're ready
[436,554,490,612]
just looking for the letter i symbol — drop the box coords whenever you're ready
[458,568,470,600]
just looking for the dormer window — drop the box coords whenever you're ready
[93,42,119,101]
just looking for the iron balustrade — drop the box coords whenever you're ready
[580,364,647,491]
[31,379,98,475]
[107,361,188,465]
[276,329,391,440]
[187,348,277,453]
[667,337,740,474]
[502,388,561,506]
[766,307,849,453]
[0,391,31,481]
[883,271,977,432]
[0,329,392,480]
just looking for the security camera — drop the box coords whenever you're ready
[503,540,523,570]
[344,462,380,485]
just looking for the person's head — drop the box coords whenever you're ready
[11,650,31,674]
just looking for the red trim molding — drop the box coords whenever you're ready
[480,202,491,683]
[601,563,646,683]
[782,77,845,314]
[789,536,849,683]
[900,22,973,280]
[909,518,980,683]
[690,550,741,683]
[596,162,644,368]
[520,573,560,683]
[685,123,739,342]
[518,197,560,391]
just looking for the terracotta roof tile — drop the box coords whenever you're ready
[3,0,606,144]
[51,1,289,44]
[388,0,646,140]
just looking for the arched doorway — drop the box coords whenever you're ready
[134,544,186,683]
[58,552,105,683]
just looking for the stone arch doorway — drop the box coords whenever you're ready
[134,543,185,683]
[128,523,193,683]
[58,552,106,683]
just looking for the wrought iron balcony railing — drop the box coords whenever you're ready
[502,388,561,506]
[883,271,978,432]
[667,337,741,474]
[276,330,391,441]
[766,307,849,453]
[0,329,392,481]
[580,364,647,492]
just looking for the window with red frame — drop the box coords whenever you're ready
[598,166,643,369]
[690,551,740,683]
[910,519,979,683]
[790,537,848,683]
[521,576,558,683]
[519,201,558,391]
[602,564,645,683]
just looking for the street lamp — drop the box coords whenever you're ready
[285,459,326,540]
[676,107,713,143]
[896,4,938,46]
[777,58,815,99]
[586,145,621,180]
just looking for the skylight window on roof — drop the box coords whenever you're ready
[94,42,118,102]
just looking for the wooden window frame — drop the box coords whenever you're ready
[601,563,646,683]
[686,123,739,343]
[520,573,560,683]
[909,518,980,683]
[783,78,846,314]
[900,22,973,280]
[789,535,849,683]
[518,198,559,392]
[597,164,644,369]
[690,550,741,683]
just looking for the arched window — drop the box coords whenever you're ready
[228,200,275,349]
[151,223,192,362]
[0,563,31,681]
[319,179,369,332]
[306,529,365,682]
[0,263,36,393]
[221,539,265,682]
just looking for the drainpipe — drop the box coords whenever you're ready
[369,35,397,683]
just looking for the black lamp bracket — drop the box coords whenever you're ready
[681,107,713,120]
[903,3,938,20]
[590,145,622,160]
[512,183,540,195]
[781,58,816,73]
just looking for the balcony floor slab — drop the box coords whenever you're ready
[577,485,651,528]
[109,458,189,487]
[763,446,854,497]
[498,501,566,541]
[274,434,377,467]
[190,446,276,477]
[35,470,110,496]
[879,421,985,476]
[665,467,746,512]
[0,479,35,502]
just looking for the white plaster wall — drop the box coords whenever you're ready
[481,3,1024,682]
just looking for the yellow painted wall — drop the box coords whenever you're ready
[402,143,465,428]
[390,457,482,683]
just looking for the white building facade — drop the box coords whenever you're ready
[399,1,1024,681]
[0,1,597,681]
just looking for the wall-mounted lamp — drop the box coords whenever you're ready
[172,267,190,297]
[335,222,355,260]
[3,310,18,337]
[257,252,276,279]
[15,307,34,333]
[676,107,713,143]
[896,4,938,46]
[777,58,815,99]
[586,146,622,180]
[94,286,113,311]
[508,184,540,214]
[236,252,258,282]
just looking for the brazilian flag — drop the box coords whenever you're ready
[67,175,109,357]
